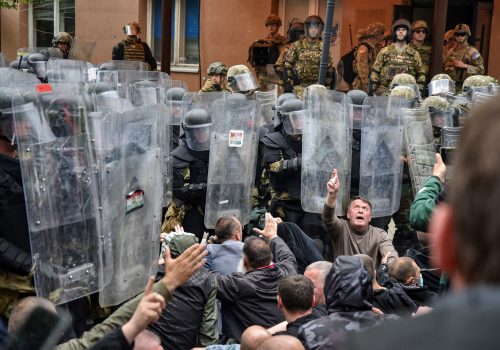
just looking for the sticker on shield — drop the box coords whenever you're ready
[126,189,145,214]
[228,130,244,148]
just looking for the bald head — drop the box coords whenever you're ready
[241,325,272,350]
[257,335,305,350]
[8,297,57,333]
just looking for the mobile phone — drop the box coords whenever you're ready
[440,147,455,164]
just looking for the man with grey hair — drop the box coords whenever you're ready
[304,261,332,306]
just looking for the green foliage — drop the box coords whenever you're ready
[0,0,40,9]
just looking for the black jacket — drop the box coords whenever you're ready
[276,307,327,338]
[346,286,500,350]
[86,328,131,350]
[298,256,398,350]
[216,237,297,341]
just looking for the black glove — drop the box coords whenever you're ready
[280,155,301,172]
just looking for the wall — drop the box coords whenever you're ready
[1,5,28,62]
[488,0,500,77]
[75,0,147,64]
[198,0,273,87]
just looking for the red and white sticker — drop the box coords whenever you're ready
[228,130,244,148]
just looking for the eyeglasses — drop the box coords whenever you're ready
[414,29,427,34]
[454,32,467,37]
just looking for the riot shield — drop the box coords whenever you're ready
[46,58,92,83]
[402,107,436,196]
[440,126,462,181]
[68,37,96,62]
[99,60,149,71]
[12,83,105,304]
[359,97,406,218]
[94,104,163,307]
[470,91,494,108]
[0,68,40,87]
[302,88,352,215]
[256,84,278,126]
[204,98,260,229]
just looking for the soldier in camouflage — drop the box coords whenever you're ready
[112,21,157,71]
[50,32,73,59]
[370,19,426,96]
[284,15,334,99]
[274,19,305,92]
[443,24,484,92]
[352,22,385,93]
[443,29,456,58]
[199,62,231,92]
[226,64,259,96]
[410,20,432,83]
[422,95,452,147]
[254,14,287,91]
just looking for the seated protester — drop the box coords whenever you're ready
[382,256,436,307]
[216,213,297,342]
[298,256,398,350]
[323,169,398,267]
[356,254,417,317]
[275,275,324,338]
[277,222,324,274]
[206,216,245,275]
[150,232,218,350]
[55,244,208,350]
[408,153,448,293]
[88,278,165,350]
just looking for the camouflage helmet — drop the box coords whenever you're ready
[422,96,450,111]
[390,73,417,89]
[444,29,455,42]
[207,62,227,76]
[227,64,251,79]
[431,73,453,82]
[483,75,499,85]
[165,87,186,101]
[366,22,385,37]
[52,32,73,47]
[462,75,491,91]
[390,85,416,101]
[412,20,429,32]
[227,65,257,93]
[357,29,369,41]
[454,23,471,37]
[391,18,412,42]
[346,89,368,106]
[265,14,282,27]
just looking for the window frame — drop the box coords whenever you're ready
[147,0,200,73]
[28,0,75,48]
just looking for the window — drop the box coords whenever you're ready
[29,0,75,47]
[150,0,200,72]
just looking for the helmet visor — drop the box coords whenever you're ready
[282,109,307,135]
[428,79,455,96]
[229,73,258,93]
[306,22,323,39]
[184,123,211,151]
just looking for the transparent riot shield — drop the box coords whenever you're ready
[440,126,463,181]
[302,89,352,215]
[359,97,406,218]
[204,99,260,228]
[256,84,278,126]
[94,104,163,307]
[0,68,40,87]
[46,58,92,83]
[12,83,105,304]
[99,60,149,72]
[402,107,436,196]
[471,91,494,108]
[68,37,96,62]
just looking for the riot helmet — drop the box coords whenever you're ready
[265,14,282,27]
[27,52,49,81]
[123,21,141,36]
[227,65,258,94]
[390,85,417,104]
[422,96,454,130]
[0,88,17,143]
[280,98,305,136]
[287,19,305,43]
[429,74,456,96]
[182,108,212,151]
[304,15,324,40]
[207,62,228,76]
[391,19,412,43]
[166,87,187,125]
[346,89,368,129]
[462,75,491,94]
[273,93,296,129]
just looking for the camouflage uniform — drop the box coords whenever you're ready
[284,38,333,98]
[443,24,484,91]
[410,41,431,80]
[370,43,426,96]
[199,78,230,93]
[352,41,377,92]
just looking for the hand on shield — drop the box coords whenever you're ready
[161,244,207,294]
[326,169,340,208]
[122,277,166,344]
[432,153,447,184]
[252,212,278,240]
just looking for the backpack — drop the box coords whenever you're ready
[340,43,370,85]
